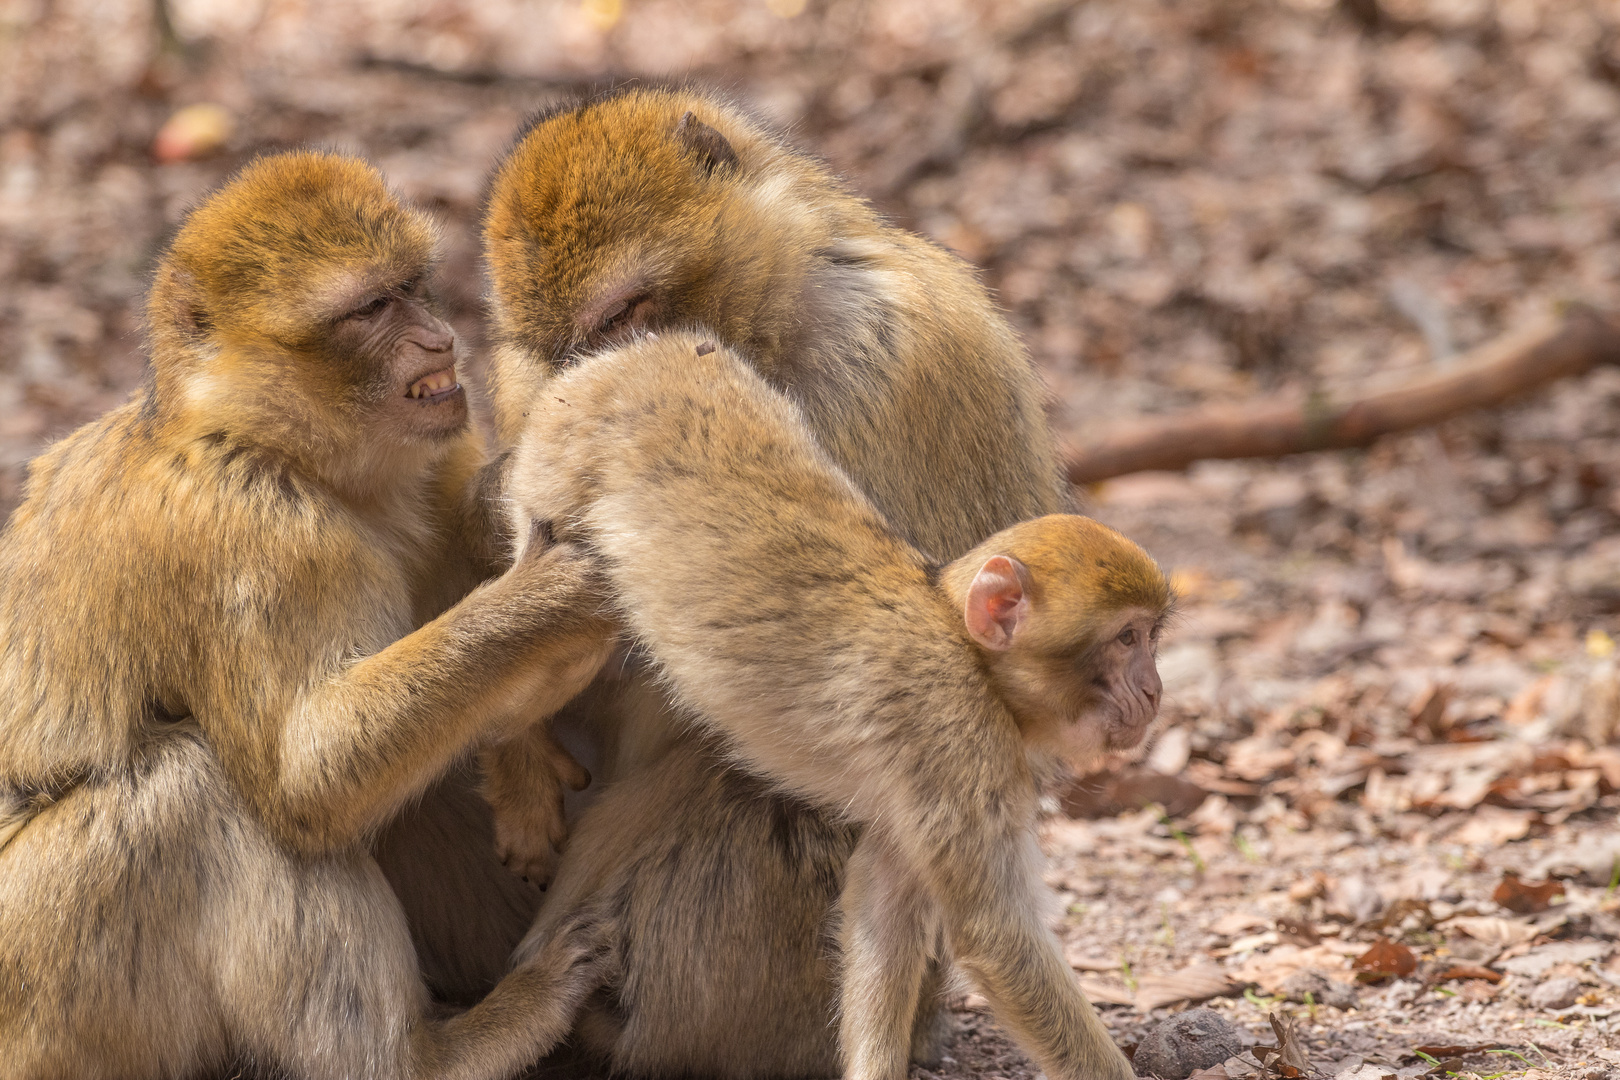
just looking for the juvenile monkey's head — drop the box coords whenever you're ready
[148,151,466,480]
[941,515,1175,770]
[482,89,832,444]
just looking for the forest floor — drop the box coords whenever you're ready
[4,1,1620,1077]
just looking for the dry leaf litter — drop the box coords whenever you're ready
[4,1,1620,1078]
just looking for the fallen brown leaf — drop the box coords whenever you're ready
[1429,965,1503,984]
[1445,915,1540,948]
[1492,871,1564,914]
[1411,683,1453,740]
[1353,939,1418,983]
[1077,975,1136,1007]
[1410,1044,1503,1058]
[1067,952,1121,972]
[1134,962,1238,1012]
[1454,979,1500,1002]
[1446,806,1535,846]
[1276,915,1321,946]
[1253,1011,1312,1079]
[1059,767,1209,819]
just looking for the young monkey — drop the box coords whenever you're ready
[500,332,1172,1080]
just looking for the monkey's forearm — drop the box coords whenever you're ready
[919,838,1133,1080]
[270,552,612,852]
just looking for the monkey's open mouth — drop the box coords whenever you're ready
[406,367,460,401]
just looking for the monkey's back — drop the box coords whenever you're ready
[0,394,421,811]
[512,334,1033,823]
[485,87,1071,564]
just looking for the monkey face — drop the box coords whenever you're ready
[946,514,1175,772]
[991,606,1166,772]
[1072,610,1165,753]
[322,275,467,445]
[483,90,802,391]
[148,152,467,465]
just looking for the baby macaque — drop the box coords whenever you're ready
[500,332,1172,1080]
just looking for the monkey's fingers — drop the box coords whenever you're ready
[495,834,562,888]
[492,794,568,887]
[540,735,592,792]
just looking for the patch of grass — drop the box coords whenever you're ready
[1485,1049,1534,1069]
[1160,811,1206,874]
[1244,986,1280,1011]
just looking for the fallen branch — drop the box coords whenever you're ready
[1063,306,1620,485]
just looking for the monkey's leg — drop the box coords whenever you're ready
[0,747,231,1079]
[226,836,598,1080]
[909,953,952,1067]
[374,765,544,1005]
[411,923,600,1080]
[926,835,1132,1080]
[837,834,938,1080]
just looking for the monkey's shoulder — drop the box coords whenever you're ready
[0,402,412,650]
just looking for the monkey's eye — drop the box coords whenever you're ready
[1117,628,1137,647]
[597,300,631,334]
[398,277,420,296]
[596,292,653,336]
[345,295,390,321]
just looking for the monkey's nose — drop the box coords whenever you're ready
[416,327,454,352]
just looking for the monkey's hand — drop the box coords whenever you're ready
[502,913,615,1050]
[481,724,591,887]
[510,910,617,1004]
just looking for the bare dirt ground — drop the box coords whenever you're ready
[4,2,1620,1077]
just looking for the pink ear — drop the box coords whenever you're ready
[964,556,1030,652]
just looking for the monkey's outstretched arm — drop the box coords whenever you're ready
[238,542,614,855]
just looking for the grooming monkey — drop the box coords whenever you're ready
[0,152,617,1080]
[501,334,1170,1080]
[477,87,1096,1074]
[482,87,1067,566]
[479,83,1072,864]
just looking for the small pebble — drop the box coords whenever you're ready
[1133,1008,1246,1080]
[1280,968,1359,1010]
[1528,975,1581,1011]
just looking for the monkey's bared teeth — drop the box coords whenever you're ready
[406,367,458,400]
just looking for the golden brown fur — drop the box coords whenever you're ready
[502,334,1171,1080]
[0,152,615,1080]
[477,88,1085,1076]
[481,87,1068,563]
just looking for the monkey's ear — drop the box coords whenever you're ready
[963,555,1031,652]
[674,111,740,176]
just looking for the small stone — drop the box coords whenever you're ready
[1134,1008,1247,1080]
[1279,968,1359,1010]
[1528,975,1581,1011]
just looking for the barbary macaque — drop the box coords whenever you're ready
[0,151,616,1079]
[481,87,1068,567]
[479,82,1073,886]
[501,334,1172,1080]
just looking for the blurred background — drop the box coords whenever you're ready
[5,0,1620,1069]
